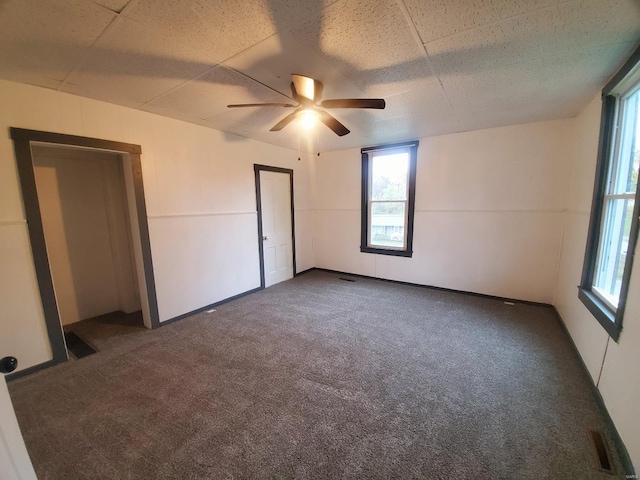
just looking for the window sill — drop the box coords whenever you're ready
[360,246,413,257]
[578,287,621,342]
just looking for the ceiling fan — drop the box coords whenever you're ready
[227,74,385,137]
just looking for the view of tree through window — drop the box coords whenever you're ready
[369,152,409,248]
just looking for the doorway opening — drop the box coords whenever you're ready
[32,144,144,359]
[10,128,159,374]
[254,165,296,288]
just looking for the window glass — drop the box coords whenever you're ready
[579,47,640,341]
[370,153,409,200]
[593,87,640,309]
[370,202,406,248]
[369,152,409,249]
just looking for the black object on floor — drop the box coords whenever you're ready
[64,331,97,359]
[589,429,613,473]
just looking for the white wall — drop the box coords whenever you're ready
[32,147,140,325]
[314,119,572,303]
[0,79,314,373]
[554,94,640,469]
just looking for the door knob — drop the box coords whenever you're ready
[262,235,268,241]
[0,356,18,374]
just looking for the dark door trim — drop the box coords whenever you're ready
[253,164,296,289]
[9,127,161,370]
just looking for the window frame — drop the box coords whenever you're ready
[360,140,418,257]
[579,46,640,342]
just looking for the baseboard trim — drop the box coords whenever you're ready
[7,287,266,379]
[551,306,635,476]
[160,286,263,327]
[312,267,553,308]
[312,266,635,474]
[6,358,65,382]
[294,267,315,277]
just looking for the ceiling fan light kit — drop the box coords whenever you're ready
[299,109,319,130]
[227,74,385,137]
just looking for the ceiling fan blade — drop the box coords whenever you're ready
[317,110,350,136]
[227,103,296,108]
[291,74,323,103]
[320,98,386,109]
[270,112,298,132]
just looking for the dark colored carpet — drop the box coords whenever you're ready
[63,332,97,359]
[63,310,146,356]
[8,271,625,479]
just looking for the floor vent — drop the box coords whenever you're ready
[588,429,614,474]
[339,278,355,282]
[64,331,97,359]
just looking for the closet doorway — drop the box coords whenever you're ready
[10,128,159,372]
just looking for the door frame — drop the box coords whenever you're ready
[253,164,296,289]
[9,128,160,377]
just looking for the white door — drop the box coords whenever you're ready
[0,374,37,480]
[260,170,294,287]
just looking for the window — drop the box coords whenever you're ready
[360,141,418,257]
[579,47,640,341]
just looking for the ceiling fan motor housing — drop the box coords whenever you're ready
[227,74,385,137]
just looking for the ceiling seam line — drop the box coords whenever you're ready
[138,64,222,106]
[217,33,280,66]
[215,32,295,101]
[421,0,578,47]
[67,2,222,104]
[118,8,221,63]
[225,66,294,101]
[58,14,124,91]
[139,61,293,109]
[421,39,640,75]
[109,7,224,93]
[395,0,461,127]
[117,0,140,17]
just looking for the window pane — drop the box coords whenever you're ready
[594,198,635,307]
[371,152,409,201]
[370,202,406,248]
[611,89,639,194]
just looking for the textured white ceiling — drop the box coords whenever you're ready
[0,0,638,152]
